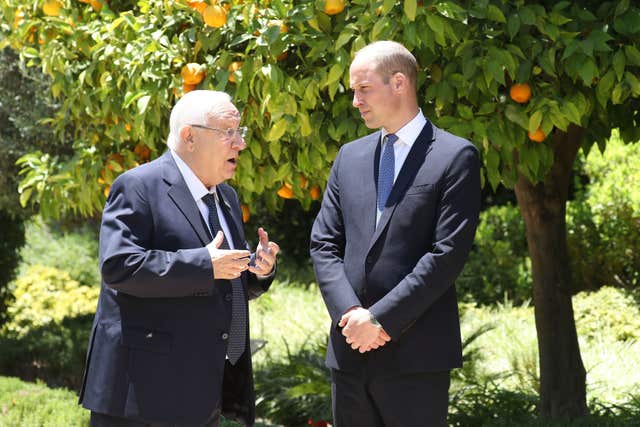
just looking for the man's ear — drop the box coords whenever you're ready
[179,125,195,150]
[390,72,409,94]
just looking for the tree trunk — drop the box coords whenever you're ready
[514,125,588,419]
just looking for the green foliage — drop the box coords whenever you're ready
[3,265,99,338]
[573,287,640,342]
[2,0,639,217]
[18,217,100,286]
[457,204,532,305]
[0,265,98,388]
[254,340,332,427]
[0,376,89,426]
[568,133,640,291]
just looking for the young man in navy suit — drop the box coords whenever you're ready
[311,41,481,426]
[80,90,280,426]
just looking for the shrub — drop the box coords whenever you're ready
[0,265,98,388]
[573,287,640,342]
[254,340,332,427]
[0,376,89,426]
[457,204,532,305]
[567,133,640,292]
[18,218,100,287]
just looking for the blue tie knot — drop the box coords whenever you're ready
[377,134,397,212]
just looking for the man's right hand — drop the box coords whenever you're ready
[206,231,251,280]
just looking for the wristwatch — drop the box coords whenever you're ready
[369,313,382,328]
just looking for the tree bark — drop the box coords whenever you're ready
[514,124,588,419]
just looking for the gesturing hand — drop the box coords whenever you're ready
[206,231,251,280]
[248,227,280,276]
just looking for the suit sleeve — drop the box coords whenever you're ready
[310,148,362,325]
[99,173,215,298]
[369,145,481,339]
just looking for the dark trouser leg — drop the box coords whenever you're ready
[368,371,451,427]
[330,369,384,427]
[90,412,147,427]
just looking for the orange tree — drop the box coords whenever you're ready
[2,0,640,420]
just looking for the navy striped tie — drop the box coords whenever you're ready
[377,133,397,212]
[202,193,246,365]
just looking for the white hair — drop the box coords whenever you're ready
[166,90,233,150]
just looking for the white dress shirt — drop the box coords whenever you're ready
[377,109,428,224]
[170,150,235,249]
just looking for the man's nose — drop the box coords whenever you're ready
[352,92,362,108]
[232,135,247,150]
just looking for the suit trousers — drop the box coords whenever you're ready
[330,368,450,427]
[89,407,220,427]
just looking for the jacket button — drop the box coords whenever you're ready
[225,293,232,302]
[221,333,229,340]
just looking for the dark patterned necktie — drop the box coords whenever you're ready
[202,193,246,364]
[377,133,398,212]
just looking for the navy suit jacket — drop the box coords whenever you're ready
[310,121,480,375]
[79,152,272,425]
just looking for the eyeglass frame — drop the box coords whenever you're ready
[188,124,248,143]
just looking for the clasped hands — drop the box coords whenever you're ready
[339,307,391,353]
[207,227,280,280]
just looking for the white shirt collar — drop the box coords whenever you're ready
[169,150,217,201]
[381,109,427,146]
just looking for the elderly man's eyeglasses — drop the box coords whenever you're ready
[189,124,248,140]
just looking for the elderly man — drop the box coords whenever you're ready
[311,41,481,426]
[80,90,279,427]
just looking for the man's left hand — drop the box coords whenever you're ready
[339,307,391,353]
[248,227,280,276]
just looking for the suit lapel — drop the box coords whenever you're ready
[163,152,211,246]
[364,132,382,234]
[368,121,435,252]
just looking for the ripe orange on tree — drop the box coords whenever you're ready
[277,183,294,199]
[241,204,250,223]
[181,63,206,85]
[183,82,197,94]
[228,61,243,83]
[203,5,227,28]
[528,128,546,143]
[43,0,63,17]
[510,83,532,103]
[134,144,151,161]
[324,0,345,15]
[310,185,321,200]
[187,1,208,13]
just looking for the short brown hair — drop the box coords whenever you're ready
[354,41,418,89]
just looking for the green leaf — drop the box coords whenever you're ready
[267,119,288,142]
[596,70,616,107]
[487,5,506,23]
[426,14,445,45]
[298,112,312,137]
[326,64,344,87]
[505,105,529,130]
[519,8,536,25]
[507,15,520,39]
[625,72,640,96]
[624,45,640,66]
[529,111,543,133]
[19,188,33,208]
[613,50,626,81]
[137,95,151,114]
[615,0,630,17]
[458,105,474,121]
[404,0,417,21]
[578,57,597,85]
[269,141,281,162]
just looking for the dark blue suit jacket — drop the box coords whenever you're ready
[79,152,272,425]
[310,121,480,375]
